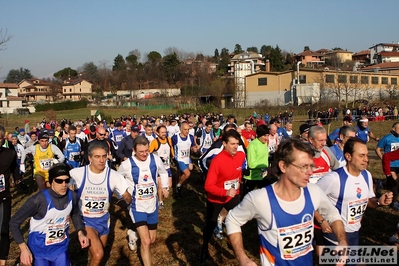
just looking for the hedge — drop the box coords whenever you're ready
[35,99,88,112]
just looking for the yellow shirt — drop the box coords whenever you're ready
[33,144,54,181]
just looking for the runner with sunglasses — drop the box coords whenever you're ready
[10,164,89,266]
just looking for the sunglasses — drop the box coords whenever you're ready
[53,178,71,184]
[99,133,106,136]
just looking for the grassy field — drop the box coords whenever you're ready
[4,107,399,265]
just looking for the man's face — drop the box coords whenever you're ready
[31,134,37,141]
[340,131,356,145]
[286,124,293,131]
[245,124,252,131]
[97,128,106,140]
[213,122,219,129]
[157,127,167,140]
[393,124,399,135]
[134,144,149,162]
[64,125,69,132]
[361,121,368,128]
[56,126,61,133]
[343,121,352,126]
[20,131,25,136]
[258,134,269,144]
[51,175,69,196]
[228,118,234,124]
[205,124,212,133]
[223,136,239,156]
[145,127,153,136]
[180,124,189,137]
[309,132,327,151]
[39,139,49,149]
[269,125,277,136]
[76,127,82,134]
[69,130,76,140]
[11,137,17,145]
[281,149,315,188]
[131,130,139,138]
[89,148,107,172]
[345,142,368,172]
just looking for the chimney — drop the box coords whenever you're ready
[265,60,270,72]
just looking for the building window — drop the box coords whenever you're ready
[64,89,66,92]
[371,77,379,84]
[392,78,397,85]
[382,77,388,84]
[70,95,72,98]
[299,75,306,84]
[338,75,347,83]
[258,78,267,86]
[80,89,81,92]
[350,76,358,84]
[325,74,334,83]
[361,76,369,84]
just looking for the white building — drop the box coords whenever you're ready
[370,43,399,64]
[0,83,27,114]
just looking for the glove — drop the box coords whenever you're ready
[52,158,59,164]
[20,164,26,173]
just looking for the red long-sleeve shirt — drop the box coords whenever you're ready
[204,149,246,204]
[382,149,399,175]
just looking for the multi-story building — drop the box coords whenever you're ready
[352,50,370,66]
[241,69,399,107]
[62,79,93,101]
[293,50,325,67]
[325,50,353,64]
[228,51,265,108]
[370,43,399,64]
[0,83,24,113]
[18,78,54,103]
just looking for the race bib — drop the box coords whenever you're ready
[391,143,399,151]
[180,149,190,159]
[347,198,368,225]
[40,159,53,170]
[161,157,170,167]
[269,145,277,154]
[135,182,156,200]
[260,168,268,178]
[83,196,107,215]
[224,178,239,190]
[69,152,79,161]
[45,218,69,246]
[0,174,5,192]
[278,220,313,260]
[115,135,123,142]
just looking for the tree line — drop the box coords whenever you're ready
[3,44,295,99]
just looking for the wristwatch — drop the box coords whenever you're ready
[318,219,325,225]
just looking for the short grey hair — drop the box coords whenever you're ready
[308,126,326,139]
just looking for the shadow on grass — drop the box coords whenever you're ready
[165,164,261,265]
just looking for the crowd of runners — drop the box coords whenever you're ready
[0,111,398,266]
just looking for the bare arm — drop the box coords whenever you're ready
[121,190,132,205]
[329,220,348,246]
[375,147,384,160]
[228,232,257,266]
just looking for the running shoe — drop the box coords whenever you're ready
[213,227,223,240]
[176,186,182,199]
[127,229,137,251]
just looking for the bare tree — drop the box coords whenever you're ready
[0,28,13,50]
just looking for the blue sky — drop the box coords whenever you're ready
[1,0,398,79]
